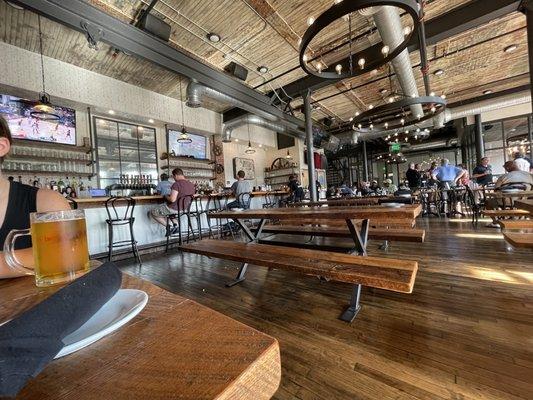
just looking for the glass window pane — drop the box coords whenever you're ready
[485,149,506,176]
[140,163,158,181]
[483,121,503,150]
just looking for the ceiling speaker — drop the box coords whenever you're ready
[224,62,248,81]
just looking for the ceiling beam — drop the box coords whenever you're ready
[271,0,522,104]
[10,0,305,129]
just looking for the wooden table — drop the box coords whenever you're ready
[210,205,422,284]
[0,274,281,400]
[515,199,533,214]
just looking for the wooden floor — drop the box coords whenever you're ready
[118,218,533,400]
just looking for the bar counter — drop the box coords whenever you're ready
[76,192,287,256]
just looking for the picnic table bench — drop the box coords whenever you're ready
[179,205,421,322]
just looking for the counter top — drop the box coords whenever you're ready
[73,191,289,205]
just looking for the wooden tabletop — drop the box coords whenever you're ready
[485,190,533,198]
[515,199,533,213]
[289,197,380,207]
[0,274,281,400]
[210,204,422,220]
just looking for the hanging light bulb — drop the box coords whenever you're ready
[384,122,389,129]
[335,64,342,74]
[357,123,362,129]
[404,130,409,134]
[368,104,374,110]
[441,94,446,99]
[403,26,412,36]
[303,54,308,62]
[286,149,292,159]
[381,45,390,57]
[430,91,435,96]
[416,128,420,132]
[358,58,365,69]
[400,118,405,125]
[349,117,353,121]
[369,123,374,130]
[307,17,315,26]
[414,135,418,139]
[416,113,422,119]
[394,132,398,137]
[431,106,436,113]
[388,96,395,103]
[316,62,323,73]
[355,111,360,116]
[405,137,408,142]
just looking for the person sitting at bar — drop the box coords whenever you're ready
[513,151,531,173]
[287,174,304,202]
[339,181,355,197]
[226,170,251,209]
[382,178,397,195]
[0,116,70,279]
[485,161,533,227]
[155,173,172,196]
[151,167,196,233]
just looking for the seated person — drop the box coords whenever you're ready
[226,170,251,209]
[369,180,380,194]
[339,182,355,196]
[155,173,173,196]
[151,167,196,233]
[382,179,397,195]
[485,161,533,227]
[359,181,372,196]
[288,175,304,203]
[0,117,70,279]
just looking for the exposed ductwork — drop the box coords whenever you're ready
[404,138,458,152]
[222,114,305,143]
[186,80,278,122]
[337,90,532,145]
[361,6,424,117]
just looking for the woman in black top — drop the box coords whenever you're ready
[0,116,69,278]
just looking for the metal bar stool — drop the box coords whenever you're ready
[165,195,195,253]
[189,195,211,240]
[104,196,141,264]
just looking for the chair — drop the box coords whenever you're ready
[262,191,276,209]
[236,192,252,210]
[465,186,481,225]
[104,197,141,264]
[189,196,211,240]
[165,195,195,253]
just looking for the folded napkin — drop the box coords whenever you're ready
[0,262,122,397]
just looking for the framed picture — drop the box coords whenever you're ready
[233,157,255,180]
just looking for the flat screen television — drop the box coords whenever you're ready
[168,130,207,159]
[0,94,76,145]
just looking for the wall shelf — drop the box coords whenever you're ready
[12,139,91,154]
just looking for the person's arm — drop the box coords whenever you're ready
[0,189,70,279]
[230,181,238,195]
[454,168,466,184]
[494,176,504,190]
[166,189,179,204]
[471,167,487,179]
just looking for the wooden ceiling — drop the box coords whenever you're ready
[0,0,529,127]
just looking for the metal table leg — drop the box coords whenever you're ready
[339,284,362,322]
[345,218,369,256]
[225,218,266,287]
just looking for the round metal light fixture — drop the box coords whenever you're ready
[207,32,221,42]
[30,92,60,121]
[177,126,192,144]
[298,0,420,80]
[351,95,447,133]
[257,66,269,74]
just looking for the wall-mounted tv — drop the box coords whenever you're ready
[0,94,76,145]
[168,129,207,159]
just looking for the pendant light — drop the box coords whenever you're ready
[244,117,255,154]
[285,149,292,159]
[30,16,60,121]
[177,78,192,144]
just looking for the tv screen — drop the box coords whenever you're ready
[168,130,207,159]
[0,94,76,145]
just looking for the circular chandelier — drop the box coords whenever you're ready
[351,95,447,133]
[299,0,420,80]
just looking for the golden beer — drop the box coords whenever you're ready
[30,215,90,286]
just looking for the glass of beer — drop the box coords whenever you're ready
[4,210,90,287]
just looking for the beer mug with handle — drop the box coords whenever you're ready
[4,209,90,287]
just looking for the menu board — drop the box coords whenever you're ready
[168,129,207,159]
[0,94,76,145]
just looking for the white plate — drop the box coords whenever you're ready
[381,202,404,207]
[55,289,148,358]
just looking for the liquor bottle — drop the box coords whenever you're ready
[57,177,65,194]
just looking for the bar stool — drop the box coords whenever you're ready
[104,196,141,264]
[189,195,211,240]
[165,195,195,253]
[262,191,275,209]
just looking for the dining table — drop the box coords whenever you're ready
[210,204,422,260]
[0,273,281,400]
[515,199,533,213]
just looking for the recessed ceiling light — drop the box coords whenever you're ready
[108,110,115,115]
[434,69,444,76]
[257,66,269,74]
[504,44,517,53]
[148,118,154,123]
[483,90,492,95]
[207,32,221,42]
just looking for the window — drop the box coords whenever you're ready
[95,117,157,188]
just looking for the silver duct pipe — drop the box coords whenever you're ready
[186,80,278,122]
[404,138,457,152]
[222,114,305,143]
[361,6,424,117]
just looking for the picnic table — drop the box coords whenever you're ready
[0,274,281,400]
[515,199,533,213]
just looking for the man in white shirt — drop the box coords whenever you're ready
[494,160,533,190]
[513,152,531,172]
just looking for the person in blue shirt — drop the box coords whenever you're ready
[431,159,465,188]
[155,173,172,196]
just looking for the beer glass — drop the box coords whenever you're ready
[4,210,90,287]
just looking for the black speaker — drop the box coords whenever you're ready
[224,62,249,81]
[322,117,333,127]
[139,14,171,42]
